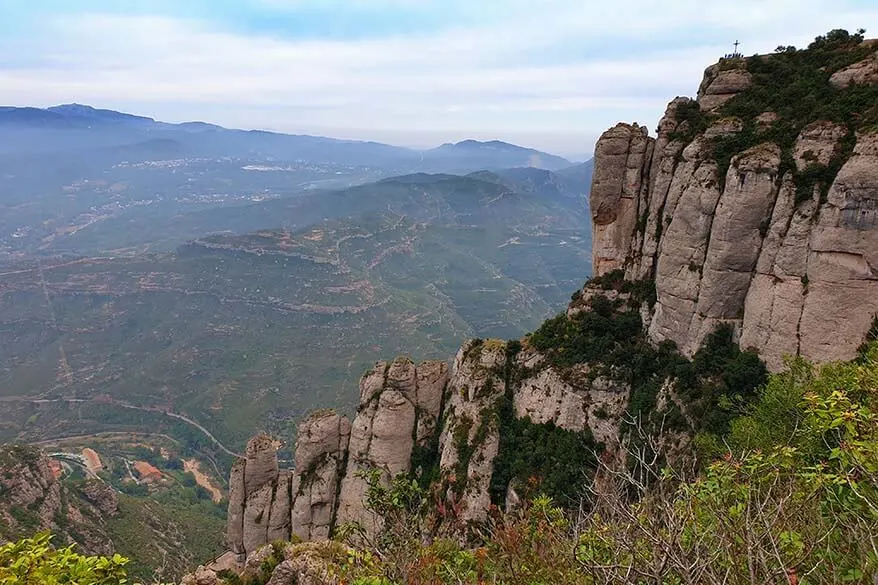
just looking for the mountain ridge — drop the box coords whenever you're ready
[0,103,572,170]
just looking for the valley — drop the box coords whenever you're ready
[0,110,594,580]
[0,150,593,459]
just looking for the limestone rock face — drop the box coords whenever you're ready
[437,340,507,523]
[793,121,848,170]
[703,117,743,139]
[798,131,878,363]
[590,55,878,368]
[512,347,628,446]
[697,65,752,111]
[242,483,274,555]
[244,433,281,494]
[267,471,292,543]
[685,143,783,353]
[223,359,449,556]
[738,177,810,369]
[336,359,415,532]
[415,361,450,445]
[180,566,219,585]
[756,111,780,129]
[647,137,723,350]
[226,458,247,556]
[634,98,690,279]
[290,411,351,541]
[227,433,283,558]
[334,358,448,533]
[591,123,654,276]
[830,51,878,88]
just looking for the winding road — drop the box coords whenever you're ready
[9,396,242,458]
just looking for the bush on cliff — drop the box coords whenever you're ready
[325,345,877,584]
[710,28,878,199]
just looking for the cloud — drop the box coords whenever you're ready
[1,0,876,154]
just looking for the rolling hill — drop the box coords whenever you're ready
[0,171,592,455]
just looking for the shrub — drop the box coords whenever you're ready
[707,29,876,196]
[0,533,148,585]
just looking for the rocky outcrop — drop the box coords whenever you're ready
[180,566,219,585]
[797,131,878,363]
[590,123,653,276]
[336,357,448,532]
[513,347,628,446]
[589,51,878,369]
[290,411,350,542]
[697,64,752,111]
[829,51,878,88]
[225,359,448,558]
[226,458,247,557]
[267,471,292,542]
[0,444,116,555]
[437,340,507,523]
[185,541,346,585]
[226,433,283,558]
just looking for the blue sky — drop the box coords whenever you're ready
[1,1,876,156]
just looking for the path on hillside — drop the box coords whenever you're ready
[107,401,243,458]
[10,396,242,458]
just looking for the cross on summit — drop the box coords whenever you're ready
[724,40,743,59]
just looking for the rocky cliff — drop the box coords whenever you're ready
[219,336,613,569]
[207,35,878,578]
[0,444,118,555]
[591,36,878,370]
[226,358,449,558]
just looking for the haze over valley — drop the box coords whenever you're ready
[2,2,877,583]
[0,103,594,455]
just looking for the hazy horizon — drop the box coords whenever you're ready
[1,0,876,155]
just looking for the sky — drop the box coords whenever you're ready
[1,1,876,158]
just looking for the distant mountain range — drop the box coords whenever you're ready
[0,103,573,171]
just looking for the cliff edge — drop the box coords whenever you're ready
[591,33,878,369]
[202,32,878,580]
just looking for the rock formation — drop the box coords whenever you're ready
[290,411,350,542]
[829,50,878,88]
[212,41,878,574]
[589,52,878,370]
[0,444,117,555]
[227,433,283,559]
[437,340,507,523]
[696,64,752,111]
[226,359,449,557]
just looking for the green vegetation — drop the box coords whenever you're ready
[667,99,709,143]
[210,344,876,585]
[0,533,149,585]
[0,171,592,456]
[676,325,768,434]
[528,297,642,369]
[107,494,225,582]
[529,271,768,444]
[489,412,597,506]
[706,29,877,198]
